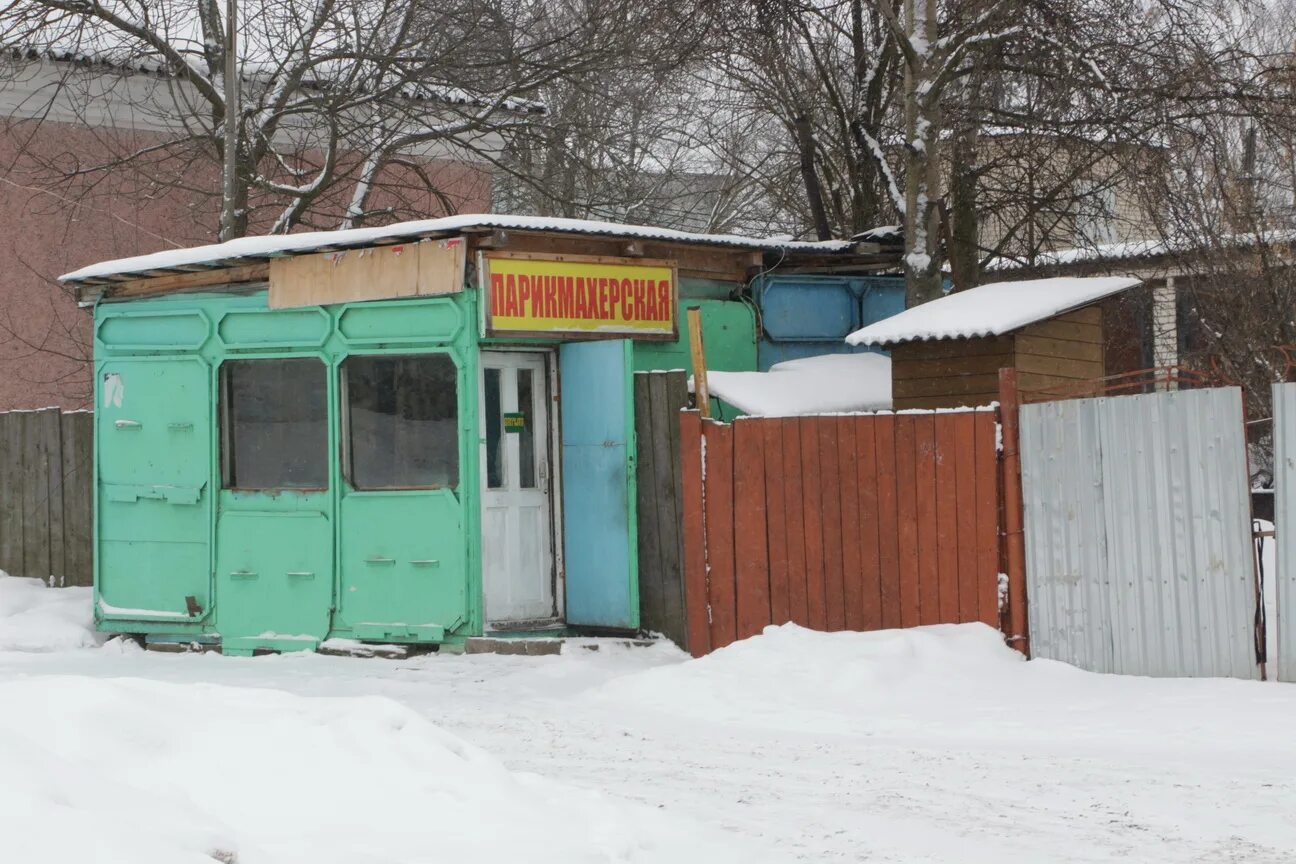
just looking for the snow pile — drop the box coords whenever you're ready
[0,575,101,652]
[592,623,1023,735]
[0,677,765,864]
[704,352,892,416]
[845,276,1141,346]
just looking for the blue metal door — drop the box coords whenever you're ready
[559,340,639,630]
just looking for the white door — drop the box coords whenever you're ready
[480,352,557,628]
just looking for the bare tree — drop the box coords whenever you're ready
[0,0,669,239]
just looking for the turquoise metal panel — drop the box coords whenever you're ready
[97,310,211,351]
[335,490,466,641]
[337,299,463,344]
[215,508,333,649]
[95,356,212,624]
[217,308,331,349]
[559,340,638,630]
[92,288,483,646]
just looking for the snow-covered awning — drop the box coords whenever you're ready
[844,276,1141,347]
[704,353,892,417]
[60,214,864,285]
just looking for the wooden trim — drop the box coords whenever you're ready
[103,264,270,299]
[890,336,1015,360]
[482,250,677,268]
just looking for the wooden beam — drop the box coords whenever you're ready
[102,264,270,299]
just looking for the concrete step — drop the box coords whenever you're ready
[464,636,658,656]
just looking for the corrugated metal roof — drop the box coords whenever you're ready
[1020,388,1259,679]
[845,276,1141,346]
[60,214,864,285]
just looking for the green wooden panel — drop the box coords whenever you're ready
[217,308,331,349]
[97,311,211,351]
[632,298,756,374]
[335,490,466,641]
[337,299,463,344]
[215,510,333,650]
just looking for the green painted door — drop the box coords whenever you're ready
[96,357,211,625]
[334,353,467,641]
[215,510,333,650]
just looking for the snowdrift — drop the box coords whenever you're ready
[0,575,101,652]
[0,676,764,864]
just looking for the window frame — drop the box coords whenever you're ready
[339,350,462,492]
[218,355,331,493]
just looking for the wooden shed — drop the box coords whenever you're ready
[846,276,1142,410]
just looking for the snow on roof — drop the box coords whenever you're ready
[845,276,1141,347]
[705,353,892,417]
[985,230,1296,271]
[60,214,859,284]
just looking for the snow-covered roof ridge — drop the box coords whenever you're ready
[985,229,1296,271]
[60,213,861,284]
[845,276,1142,347]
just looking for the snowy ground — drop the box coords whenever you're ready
[3,575,1295,863]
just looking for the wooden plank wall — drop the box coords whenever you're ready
[0,409,93,587]
[891,336,1014,410]
[891,304,1106,410]
[679,409,1002,656]
[633,371,691,649]
[1014,305,1105,401]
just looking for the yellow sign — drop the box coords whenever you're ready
[483,253,677,340]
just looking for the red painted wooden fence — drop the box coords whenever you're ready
[679,409,1002,657]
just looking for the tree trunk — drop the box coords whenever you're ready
[902,0,943,307]
[794,115,833,241]
[947,128,979,291]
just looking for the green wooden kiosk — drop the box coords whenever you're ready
[61,215,889,654]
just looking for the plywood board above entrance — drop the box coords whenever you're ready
[269,238,466,309]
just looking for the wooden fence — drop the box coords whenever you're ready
[633,371,691,649]
[0,409,93,586]
[679,409,1003,657]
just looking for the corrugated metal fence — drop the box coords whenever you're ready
[1271,383,1296,682]
[0,408,94,586]
[1020,388,1260,679]
[679,408,1002,657]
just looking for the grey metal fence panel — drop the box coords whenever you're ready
[1272,383,1296,682]
[1021,388,1258,679]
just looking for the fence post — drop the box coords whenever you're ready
[678,409,711,657]
[998,368,1030,656]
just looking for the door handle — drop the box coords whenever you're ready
[410,559,440,567]
[539,460,549,493]
[115,419,141,429]
[229,570,258,579]
[365,556,396,565]
[286,570,315,579]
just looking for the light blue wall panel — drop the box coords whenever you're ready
[559,340,638,629]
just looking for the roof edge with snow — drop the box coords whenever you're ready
[845,276,1142,347]
[61,213,879,286]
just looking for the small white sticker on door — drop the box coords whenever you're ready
[103,372,124,408]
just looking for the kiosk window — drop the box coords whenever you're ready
[344,354,459,489]
[221,358,328,490]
